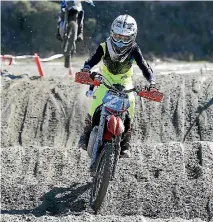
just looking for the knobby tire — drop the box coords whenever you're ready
[90,142,116,213]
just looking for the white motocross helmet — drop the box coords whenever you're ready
[110,15,137,55]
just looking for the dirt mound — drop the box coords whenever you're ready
[1,67,213,221]
[1,76,89,148]
[1,71,212,147]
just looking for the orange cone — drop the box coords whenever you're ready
[69,64,75,78]
[34,53,45,77]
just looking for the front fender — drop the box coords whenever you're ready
[103,115,125,140]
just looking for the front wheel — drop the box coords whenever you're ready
[63,20,77,68]
[90,142,116,213]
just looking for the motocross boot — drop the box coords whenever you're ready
[78,114,92,150]
[77,10,84,41]
[120,129,132,158]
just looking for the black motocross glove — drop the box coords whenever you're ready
[81,65,91,73]
[90,71,99,81]
[149,80,157,90]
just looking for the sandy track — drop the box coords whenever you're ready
[1,61,213,222]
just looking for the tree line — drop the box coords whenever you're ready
[1,1,213,61]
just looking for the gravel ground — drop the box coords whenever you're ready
[1,60,213,222]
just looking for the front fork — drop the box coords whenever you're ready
[63,8,68,38]
[90,108,124,177]
[111,136,122,179]
[90,108,106,168]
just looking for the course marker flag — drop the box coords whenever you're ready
[34,53,45,77]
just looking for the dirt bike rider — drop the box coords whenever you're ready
[56,0,95,42]
[79,15,156,158]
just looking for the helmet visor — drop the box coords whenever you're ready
[112,33,132,44]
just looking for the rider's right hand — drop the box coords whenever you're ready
[81,65,91,73]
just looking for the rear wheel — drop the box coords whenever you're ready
[90,142,115,213]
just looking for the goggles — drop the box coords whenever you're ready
[112,33,132,44]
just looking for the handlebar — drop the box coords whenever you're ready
[91,72,138,94]
[75,71,164,102]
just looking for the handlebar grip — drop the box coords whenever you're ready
[90,71,101,80]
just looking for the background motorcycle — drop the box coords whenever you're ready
[59,5,78,68]
[59,0,95,69]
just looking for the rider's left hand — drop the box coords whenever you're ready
[90,72,103,84]
[90,72,99,80]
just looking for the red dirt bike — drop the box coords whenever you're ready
[75,71,164,213]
